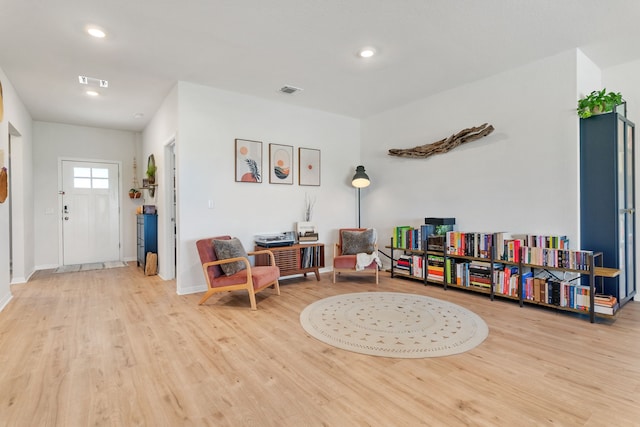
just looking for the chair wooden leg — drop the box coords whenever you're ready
[375,268,379,285]
[274,280,281,296]
[332,270,336,283]
[248,289,257,310]
[198,289,217,305]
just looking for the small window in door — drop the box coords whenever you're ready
[73,167,109,189]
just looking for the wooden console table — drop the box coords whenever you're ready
[254,243,325,280]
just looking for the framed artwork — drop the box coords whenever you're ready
[299,147,321,186]
[235,139,262,183]
[269,143,293,184]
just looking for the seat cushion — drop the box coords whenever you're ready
[207,265,279,290]
[341,229,376,255]
[250,266,280,289]
[212,238,249,276]
[333,254,376,270]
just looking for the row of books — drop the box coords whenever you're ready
[395,254,424,279]
[516,276,617,314]
[427,255,444,283]
[521,246,592,270]
[419,252,617,316]
[519,234,569,249]
[391,225,429,250]
[493,265,520,297]
[518,277,590,310]
[443,258,496,290]
[392,223,455,251]
[300,246,322,268]
[446,232,570,260]
[441,259,599,312]
[445,231,495,259]
[495,233,570,261]
[443,231,592,271]
[392,226,423,250]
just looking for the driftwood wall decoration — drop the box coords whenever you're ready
[388,123,494,159]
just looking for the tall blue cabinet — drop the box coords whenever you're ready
[137,214,158,270]
[580,112,636,306]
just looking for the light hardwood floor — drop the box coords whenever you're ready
[1,265,639,426]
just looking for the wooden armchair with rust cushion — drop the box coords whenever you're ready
[196,236,280,310]
[332,228,379,284]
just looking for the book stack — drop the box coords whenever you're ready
[521,247,592,270]
[445,258,469,286]
[395,254,424,279]
[298,232,319,242]
[594,294,618,315]
[392,226,421,250]
[411,255,424,279]
[396,255,413,273]
[446,231,496,259]
[427,254,444,283]
[494,265,519,297]
[468,261,495,289]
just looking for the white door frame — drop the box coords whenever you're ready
[57,157,124,266]
[163,136,177,280]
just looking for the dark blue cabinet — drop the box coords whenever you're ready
[137,214,158,269]
[580,112,636,305]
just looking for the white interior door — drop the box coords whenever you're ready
[61,160,120,265]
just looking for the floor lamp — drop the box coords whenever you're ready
[351,165,370,228]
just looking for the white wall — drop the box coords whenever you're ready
[142,84,178,280]
[603,58,640,133]
[0,68,33,309]
[33,122,141,268]
[361,50,581,267]
[174,82,360,294]
[577,50,603,100]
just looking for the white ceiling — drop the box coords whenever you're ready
[2,0,640,132]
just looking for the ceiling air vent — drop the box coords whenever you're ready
[279,85,303,95]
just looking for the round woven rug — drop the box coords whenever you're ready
[300,292,489,358]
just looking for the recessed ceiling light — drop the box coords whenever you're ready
[358,47,376,58]
[87,27,106,38]
[133,113,144,119]
[86,90,99,97]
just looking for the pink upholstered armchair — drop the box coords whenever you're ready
[196,236,280,310]
[332,228,380,284]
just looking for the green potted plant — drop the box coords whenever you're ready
[577,89,623,119]
[146,163,157,184]
[129,188,141,199]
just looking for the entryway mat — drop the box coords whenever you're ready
[54,261,128,273]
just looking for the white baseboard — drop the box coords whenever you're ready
[35,263,58,271]
[177,283,207,295]
[11,269,36,284]
[0,292,13,313]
